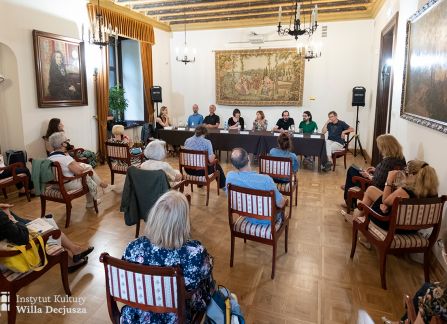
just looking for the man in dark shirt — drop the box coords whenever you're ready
[203,104,220,128]
[273,110,295,132]
[321,111,354,171]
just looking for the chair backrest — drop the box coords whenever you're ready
[227,183,276,226]
[100,252,186,323]
[106,141,131,165]
[391,196,447,231]
[179,149,208,172]
[259,155,293,181]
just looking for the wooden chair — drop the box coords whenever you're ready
[346,176,372,213]
[332,133,351,171]
[403,293,443,323]
[105,141,144,185]
[0,162,31,202]
[227,184,289,279]
[350,196,447,289]
[0,229,71,324]
[39,161,98,228]
[259,155,298,219]
[100,252,204,324]
[179,148,220,206]
[42,136,88,163]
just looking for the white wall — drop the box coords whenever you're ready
[122,39,144,121]
[169,22,374,143]
[0,0,101,158]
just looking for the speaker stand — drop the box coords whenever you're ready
[154,102,159,128]
[352,105,368,164]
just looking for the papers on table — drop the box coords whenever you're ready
[310,134,321,139]
[293,134,304,138]
[220,130,229,134]
[177,127,186,131]
[164,126,173,130]
[240,131,249,135]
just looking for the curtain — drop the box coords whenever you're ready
[140,43,154,123]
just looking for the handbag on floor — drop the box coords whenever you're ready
[205,286,245,324]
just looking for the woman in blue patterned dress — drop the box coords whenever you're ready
[121,191,214,323]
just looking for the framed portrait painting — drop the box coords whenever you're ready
[33,30,88,108]
[400,0,447,133]
[215,48,304,106]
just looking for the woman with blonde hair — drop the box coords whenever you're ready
[108,124,130,144]
[252,110,268,131]
[156,106,172,129]
[341,134,406,207]
[121,191,214,323]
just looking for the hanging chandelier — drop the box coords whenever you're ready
[297,40,322,61]
[176,4,195,65]
[89,0,117,47]
[277,0,318,40]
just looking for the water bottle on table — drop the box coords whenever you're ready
[224,121,228,130]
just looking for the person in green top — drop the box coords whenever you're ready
[298,111,318,133]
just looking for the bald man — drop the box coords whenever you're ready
[187,104,203,128]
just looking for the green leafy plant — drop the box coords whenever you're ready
[109,85,128,121]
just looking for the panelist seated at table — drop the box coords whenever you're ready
[184,125,226,188]
[156,106,172,130]
[273,110,295,132]
[321,110,354,171]
[252,110,268,131]
[203,104,220,129]
[298,111,318,134]
[187,103,204,128]
[269,133,299,181]
[228,108,245,130]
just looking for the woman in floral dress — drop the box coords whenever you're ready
[121,191,214,323]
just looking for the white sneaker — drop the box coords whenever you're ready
[86,199,101,208]
[340,210,353,224]
[102,184,116,194]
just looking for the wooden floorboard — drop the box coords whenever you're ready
[3,155,432,323]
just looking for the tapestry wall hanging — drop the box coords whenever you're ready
[33,30,88,108]
[215,48,304,106]
[400,0,447,133]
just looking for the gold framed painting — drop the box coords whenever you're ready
[215,48,304,106]
[33,30,88,108]
[400,0,447,133]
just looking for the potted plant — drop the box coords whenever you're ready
[109,85,128,123]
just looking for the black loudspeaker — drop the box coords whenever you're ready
[150,86,162,103]
[352,86,366,107]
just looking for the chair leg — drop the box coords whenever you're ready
[344,154,347,169]
[230,234,235,267]
[216,173,220,196]
[2,188,7,199]
[423,251,430,283]
[332,155,336,171]
[244,238,246,243]
[350,226,358,258]
[60,252,72,295]
[111,171,115,185]
[294,184,298,206]
[271,244,277,279]
[285,225,289,253]
[288,194,293,219]
[40,197,46,218]
[8,291,17,324]
[135,219,140,238]
[22,178,31,202]
[190,182,193,192]
[347,195,352,214]
[65,203,72,228]
[93,199,99,213]
[206,183,210,206]
[379,252,388,290]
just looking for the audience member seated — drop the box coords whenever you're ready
[273,110,295,132]
[341,134,406,207]
[0,203,94,272]
[298,110,318,133]
[228,108,245,130]
[252,110,268,131]
[47,132,115,208]
[184,125,226,188]
[0,153,34,196]
[203,104,220,129]
[269,133,299,182]
[226,148,286,225]
[108,124,130,144]
[141,140,182,186]
[156,106,172,130]
[187,104,204,128]
[321,110,354,171]
[344,160,439,246]
[121,191,214,324]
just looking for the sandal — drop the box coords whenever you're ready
[73,246,94,263]
[68,257,88,273]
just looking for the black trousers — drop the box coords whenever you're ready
[343,166,361,201]
[0,167,34,190]
[185,164,226,188]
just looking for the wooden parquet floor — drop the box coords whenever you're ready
[2,155,430,324]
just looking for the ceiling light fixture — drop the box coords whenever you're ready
[277,0,318,40]
[176,2,196,65]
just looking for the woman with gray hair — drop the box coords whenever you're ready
[140,140,182,186]
[121,191,214,323]
[47,132,115,207]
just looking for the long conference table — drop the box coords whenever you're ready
[157,128,328,171]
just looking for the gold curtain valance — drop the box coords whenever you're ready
[87,3,155,45]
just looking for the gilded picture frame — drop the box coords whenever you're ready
[33,30,88,108]
[400,0,447,133]
[215,48,304,106]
